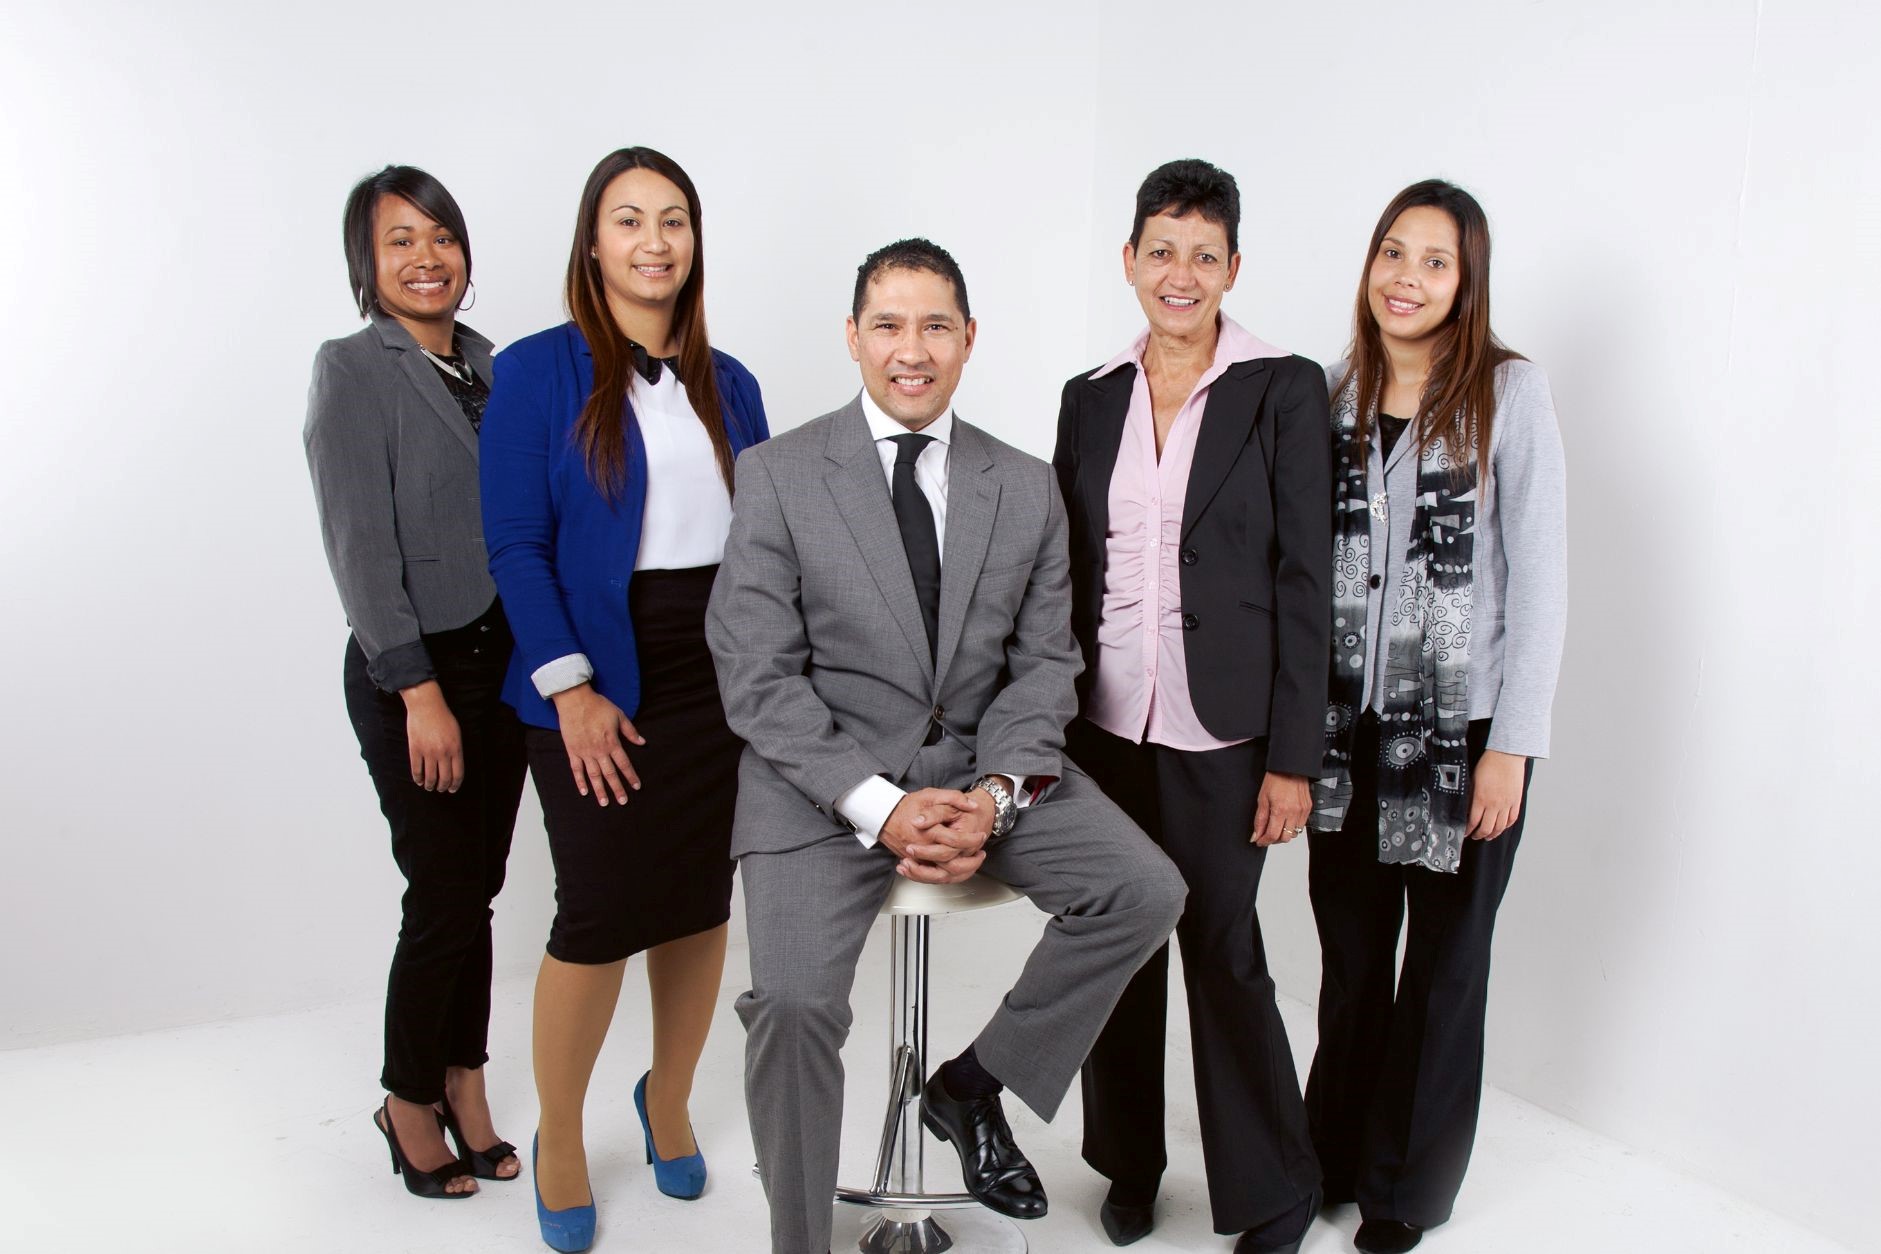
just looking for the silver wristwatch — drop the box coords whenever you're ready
[971,775,1019,838]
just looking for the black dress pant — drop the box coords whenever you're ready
[343,600,528,1106]
[1070,719,1321,1236]
[1305,714,1529,1229]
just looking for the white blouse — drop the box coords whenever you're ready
[527,367,733,700]
[632,370,732,570]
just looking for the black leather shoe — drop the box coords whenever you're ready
[1354,1219,1423,1253]
[918,1074,1048,1219]
[1098,1187,1154,1245]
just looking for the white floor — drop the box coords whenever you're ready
[0,914,1853,1254]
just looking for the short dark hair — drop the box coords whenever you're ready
[1129,158,1240,255]
[341,165,473,319]
[851,237,970,322]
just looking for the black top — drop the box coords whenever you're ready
[429,349,490,432]
[1377,412,1411,458]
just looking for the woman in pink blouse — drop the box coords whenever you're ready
[1051,159,1334,1254]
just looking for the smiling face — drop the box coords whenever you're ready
[1125,211,1240,340]
[592,167,695,328]
[1367,204,1462,349]
[371,194,465,330]
[845,266,976,431]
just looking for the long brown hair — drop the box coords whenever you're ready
[1337,180,1521,483]
[565,148,733,498]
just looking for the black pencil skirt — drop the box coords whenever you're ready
[525,565,740,965]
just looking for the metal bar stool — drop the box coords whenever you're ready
[831,874,1030,1254]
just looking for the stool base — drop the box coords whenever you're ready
[832,1203,1026,1254]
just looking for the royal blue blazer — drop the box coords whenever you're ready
[481,322,769,730]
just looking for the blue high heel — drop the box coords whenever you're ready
[532,1132,596,1252]
[634,1071,706,1200]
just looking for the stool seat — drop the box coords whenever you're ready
[880,874,1023,916]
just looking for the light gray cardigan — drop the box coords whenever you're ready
[1327,357,1567,758]
[304,313,497,692]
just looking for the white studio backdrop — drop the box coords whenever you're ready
[1,1,1876,1249]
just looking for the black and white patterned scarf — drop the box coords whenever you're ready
[1311,376,1478,873]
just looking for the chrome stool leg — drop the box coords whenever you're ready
[832,913,1024,1253]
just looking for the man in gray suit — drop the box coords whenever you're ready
[706,239,1186,1254]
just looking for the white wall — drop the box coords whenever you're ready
[2,1,1875,1248]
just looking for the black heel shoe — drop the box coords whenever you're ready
[439,1094,520,1181]
[374,1099,475,1199]
[1354,1220,1423,1253]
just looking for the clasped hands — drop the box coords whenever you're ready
[879,786,999,884]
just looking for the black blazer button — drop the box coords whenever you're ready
[1369,574,1383,589]
[932,704,945,720]
[1181,613,1199,631]
[1180,548,1198,566]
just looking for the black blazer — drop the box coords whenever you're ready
[1051,353,1333,777]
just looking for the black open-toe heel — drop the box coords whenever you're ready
[439,1094,520,1181]
[374,1099,475,1199]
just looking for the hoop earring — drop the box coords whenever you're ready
[458,281,477,312]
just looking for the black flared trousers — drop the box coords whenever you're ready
[1305,714,1529,1229]
[1070,718,1321,1236]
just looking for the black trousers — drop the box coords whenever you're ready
[343,600,528,1105]
[1069,719,1321,1236]
[1305,714,1529,1228]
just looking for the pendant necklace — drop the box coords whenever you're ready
[420,344,472,384]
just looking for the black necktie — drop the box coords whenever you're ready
[889,433,940,661]
[628,339,678,386]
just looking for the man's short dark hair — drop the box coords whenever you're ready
[1130,158,1240,255]
[851,238,971,322]
[341,165,473,319]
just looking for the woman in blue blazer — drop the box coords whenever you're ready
[481,147,767,1252]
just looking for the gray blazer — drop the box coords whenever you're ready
[706,399,1082,856]
[304,313,497,691]
[1330,357,1568,757]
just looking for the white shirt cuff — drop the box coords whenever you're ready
[531,652,594,700]
[986,772,1041,808]
[835,774,907,849]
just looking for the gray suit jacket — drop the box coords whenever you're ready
[706,399,1082,856]
[304,313,496,691]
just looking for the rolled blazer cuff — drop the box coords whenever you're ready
[366,638,436,693]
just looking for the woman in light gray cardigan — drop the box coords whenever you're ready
[1305,180,1566,1254]
[304,166,528,1201]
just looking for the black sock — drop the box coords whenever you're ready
[938,1043,1002,1100]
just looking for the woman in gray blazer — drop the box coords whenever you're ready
[1305,180,1567,1254]
[304,165,529,1201]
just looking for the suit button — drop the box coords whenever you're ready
[1181,613,1199,631]
[1180,548,1198,566]
[1369,574,1383,590]
[932,705,945,721]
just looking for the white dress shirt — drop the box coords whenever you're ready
[834,391,1033,847]
[528,370,732,700]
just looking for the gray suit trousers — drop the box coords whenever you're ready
[736,764,1185,1254]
